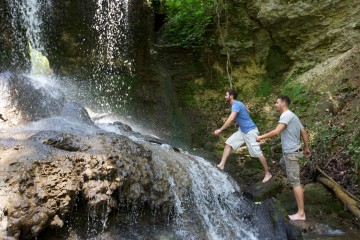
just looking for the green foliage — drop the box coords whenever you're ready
[254,77,274,97]
[282,83,310,105]
[347,129,360,175]
[318,125,345,146]
[266,46,292,79]
[163,0,215,48]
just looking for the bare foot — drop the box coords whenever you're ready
[262,173,272,183]
[217,164,224,170]
[289,213,306,221]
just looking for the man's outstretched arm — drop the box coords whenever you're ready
[214,112,238,135]
[256,123,286,142]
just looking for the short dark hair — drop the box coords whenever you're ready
[227,89,238,99]
[278,95,291,106]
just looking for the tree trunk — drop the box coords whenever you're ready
[317,176,360,220]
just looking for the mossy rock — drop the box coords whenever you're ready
[243,176,284,201]
[276,182,352,225]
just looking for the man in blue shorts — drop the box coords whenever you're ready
[214,89,272,183]
[256,95,311,220]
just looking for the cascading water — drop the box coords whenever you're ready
[2,1,289,240]
[16,0,44,51]
[3,0,62,126]
[146,143,259,240]
[92,0,134,111]
[94,0,132,73]
[8,0,52,75]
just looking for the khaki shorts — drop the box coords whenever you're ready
[225,128,263,158]
[280,152,304,187]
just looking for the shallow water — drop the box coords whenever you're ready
[303,226,359,240]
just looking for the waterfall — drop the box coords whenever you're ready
[17,0,44,51]
[143,142,259,240]
[8,0,52,75]
[76,121,261,240]
[91,0,134,112]
[94,0,132,73]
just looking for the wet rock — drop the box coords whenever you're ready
[111,121,132,132]
[243,176,284,201]
[0,73,65,128]
[248,198,302,240]
[291,220,329,235]
[50,215,64,228]
[30,131,91,152]
[60,102,94,126]
[0,127,185,239]
[109,121,180,151]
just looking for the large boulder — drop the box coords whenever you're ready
[0,126,182,239]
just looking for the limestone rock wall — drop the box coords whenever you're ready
[213,0,360,85]
[250,0,360,71]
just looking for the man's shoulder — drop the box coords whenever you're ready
[279,110,294,123]
[281,110,295,117]
[233,100,245,108]
[234,100,243,105]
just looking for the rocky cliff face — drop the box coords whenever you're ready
[210,0,360,161]
[136,1,360,202]
[143,0,360,147]
[226,0,360,80]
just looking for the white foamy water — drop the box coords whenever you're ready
[142,141,258,240]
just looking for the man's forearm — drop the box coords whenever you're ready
[259,130,278,140]
[258,123,286,141]
[219,118,234,131]
[300,129,310,149]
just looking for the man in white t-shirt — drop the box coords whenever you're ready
[256,96,311,221]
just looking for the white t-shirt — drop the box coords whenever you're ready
[279,110,304,153]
